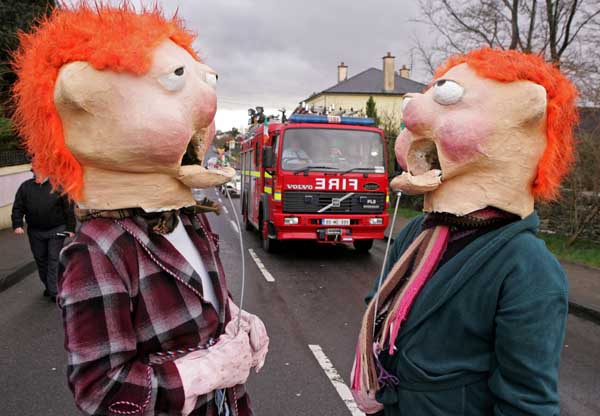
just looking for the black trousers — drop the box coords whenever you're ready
[27,225,66,296]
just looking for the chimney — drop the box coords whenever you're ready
[337,62,348,83]
[399,64,410,79]
[383,52,395,92]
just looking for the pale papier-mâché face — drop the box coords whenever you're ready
[391,63,548,218]
[54,40,235,211]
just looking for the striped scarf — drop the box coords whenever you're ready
[352,208,517,395]
[352,225,449,394]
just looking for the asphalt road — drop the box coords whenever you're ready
[1,189,598,416]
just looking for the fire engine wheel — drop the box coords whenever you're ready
[353,239,374,253]
[243,213,253,231]
[242,196,253,231]
[260,219,280,253]
[262,234,280,253]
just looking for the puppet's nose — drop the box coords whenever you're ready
[402,94,433,136]
[188,62,217,129]
[192,62,218,90]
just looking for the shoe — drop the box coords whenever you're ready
[43,289,50,297]
[49,296,57,303]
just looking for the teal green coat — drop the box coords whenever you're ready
[369,212,568,416]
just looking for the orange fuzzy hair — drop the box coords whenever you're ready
[11,2,199,201]
[435,47,578,201]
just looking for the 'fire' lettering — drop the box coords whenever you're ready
[329,178,339,190]
[313,178,359,191]
[315,178,326,190]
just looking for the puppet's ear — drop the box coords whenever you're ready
[54,61,107,111]
[513,82,547,126]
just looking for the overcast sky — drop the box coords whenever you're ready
[96,0,431,131]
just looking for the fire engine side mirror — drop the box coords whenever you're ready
[263,146,274,169]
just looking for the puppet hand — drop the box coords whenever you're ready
[390,169,442,195]
[174,328,253,411]
[177,165,236,189]
[351,389,384,414]
[228,300,269,372]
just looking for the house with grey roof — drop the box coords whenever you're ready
[302,52,426,124]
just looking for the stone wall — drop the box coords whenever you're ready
[0,150,29,167]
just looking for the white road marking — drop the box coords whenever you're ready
[222,206,230,215]
[230,219,239,234]
[308,344,365,416]
[248,249,275,282]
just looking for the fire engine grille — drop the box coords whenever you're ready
[282,191,386,214]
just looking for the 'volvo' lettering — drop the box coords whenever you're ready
[286,184,313,190]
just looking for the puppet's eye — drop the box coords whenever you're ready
[432,79,464,105]
[401,96,413,113]
[158,66,186,92]
[203,72,218,89]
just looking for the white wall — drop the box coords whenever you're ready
[0,164,33,229]
[305,93,404,126]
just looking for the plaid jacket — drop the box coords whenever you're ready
[58,212,252,416]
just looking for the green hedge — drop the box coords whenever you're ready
[0,116,20,151]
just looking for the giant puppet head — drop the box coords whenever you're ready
[12,3,234,211]
[392,48,578,218]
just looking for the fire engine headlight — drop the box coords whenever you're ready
[369,217,383,225]
[284,217,299,225]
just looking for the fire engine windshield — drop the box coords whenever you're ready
[280,128,385,172]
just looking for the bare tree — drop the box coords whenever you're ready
[413,0,600,94]
[412,1,600,244]
[377,109,401,175]
[558,112,600,245]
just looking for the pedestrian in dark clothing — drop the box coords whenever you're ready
[11,177,75,300]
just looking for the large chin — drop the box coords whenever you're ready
[176,125,235,190]
[390,139,443,195]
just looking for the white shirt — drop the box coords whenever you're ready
[163,217,219,310]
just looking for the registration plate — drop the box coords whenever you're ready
[321,218,351,226]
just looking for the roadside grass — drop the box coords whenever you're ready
[539,233,600,269]
[396,207,422,219]
[388,206,421,219]
[388,206,600,269]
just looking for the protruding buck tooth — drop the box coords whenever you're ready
[191,128,206,160]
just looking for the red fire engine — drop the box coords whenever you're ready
[240,113,389,252]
